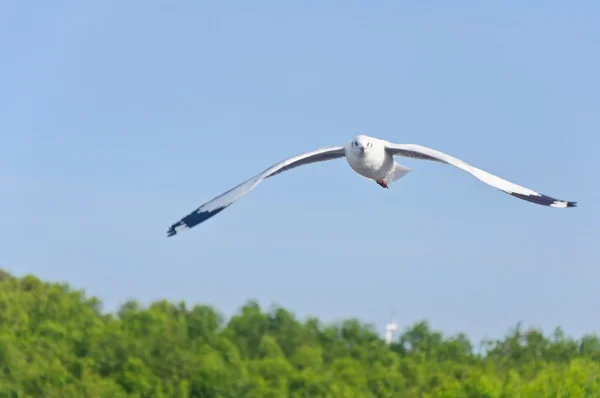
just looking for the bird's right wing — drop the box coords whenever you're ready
[167,145,346,237]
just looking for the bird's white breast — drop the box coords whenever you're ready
[345,145,394,180]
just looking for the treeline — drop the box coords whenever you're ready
[0,270,599,397]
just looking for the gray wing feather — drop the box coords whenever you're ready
[167,146,346,236]
[383,141,576,209]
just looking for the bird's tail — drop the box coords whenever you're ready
[387,163,412,183]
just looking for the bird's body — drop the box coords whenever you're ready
[344,135,411,188]
[345,135,394,181]
[167,134,576,237]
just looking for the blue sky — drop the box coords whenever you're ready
[1,1,598,344]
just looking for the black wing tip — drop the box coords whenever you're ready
[166,220,187,237]
[166,206,228,238]
[507,191,577,208]
[166,225,180,237]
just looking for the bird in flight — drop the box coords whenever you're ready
[167,135,576,237]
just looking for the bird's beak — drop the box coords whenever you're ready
[359,146,365,153]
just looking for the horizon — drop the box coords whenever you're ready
[0,266,592,348]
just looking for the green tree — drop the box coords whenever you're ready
[1,269,599,398]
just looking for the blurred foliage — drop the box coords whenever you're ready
[0,269,599,397]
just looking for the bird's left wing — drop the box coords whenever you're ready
[167,145,346,237]
[383,141,576,208]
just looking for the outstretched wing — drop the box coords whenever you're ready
[383,141,576,208]
[167,146,346,237]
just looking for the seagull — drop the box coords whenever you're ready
[167,135,576,237]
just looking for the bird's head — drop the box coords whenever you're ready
[350,135,374,155]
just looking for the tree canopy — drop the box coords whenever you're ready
[0,269,598,397]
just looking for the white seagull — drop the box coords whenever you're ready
[167,135,576,237]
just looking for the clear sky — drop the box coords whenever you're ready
[1,1,598,344]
